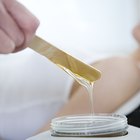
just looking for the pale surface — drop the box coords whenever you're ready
[19,0,139,55]
[27,125,140,140]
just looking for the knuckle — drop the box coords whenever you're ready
[24,17,40,35]
[23,17,40,46]
[0,30,15,53]
[14,29,26,48]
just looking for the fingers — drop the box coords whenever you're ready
[0,0,24,53]
[4,0,40,52]
[0,29,15,54]
[0,0,39,53]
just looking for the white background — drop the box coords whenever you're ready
[18,0,140,59]
[20,0,139,56]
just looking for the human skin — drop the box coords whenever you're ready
[53,24,140,116]
[132,24,140,62]
[38,54,140,132]
[38,24,140,132]
[0,0,39,54]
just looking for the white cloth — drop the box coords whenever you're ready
[0,49,140,140]
[0,49,74,140]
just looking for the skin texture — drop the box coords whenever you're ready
[0,0,39,54]
[39,54,140,132]
[55,55,140,114]
[38,24,140,132]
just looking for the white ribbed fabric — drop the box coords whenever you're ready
[0,49,74,140]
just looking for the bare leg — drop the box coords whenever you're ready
[38,50,140,132]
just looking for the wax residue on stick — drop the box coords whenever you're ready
[59,65,95,115]
[28,36,101,115]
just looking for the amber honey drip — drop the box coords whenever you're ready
[29,36,101,114]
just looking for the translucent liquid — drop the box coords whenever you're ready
[59,66,95,115]
[52,67,128,137]
[86,82,94,115]
[29,36,128,137]
[28,36,101,114]
[29,36,101,83]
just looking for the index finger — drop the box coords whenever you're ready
[4,0,40,51]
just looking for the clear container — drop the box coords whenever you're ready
[51,114,128,137]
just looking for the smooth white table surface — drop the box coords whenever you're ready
[27,125,140,140]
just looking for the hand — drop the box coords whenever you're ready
[0,0,39,54]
